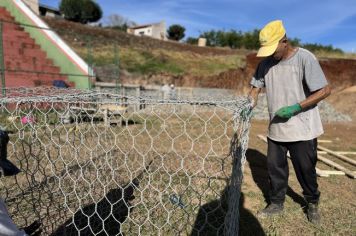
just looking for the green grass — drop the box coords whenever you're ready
[70,44,244,76]
[315,50,356,59]
[125,50,184,75]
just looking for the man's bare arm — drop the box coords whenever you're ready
[248,87,262,108]
[299,85,331,109]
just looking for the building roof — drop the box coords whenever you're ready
[39,4,61,14]
[128,22,163,30]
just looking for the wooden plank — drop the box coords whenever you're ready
[257,135,356,176]
[317,154,356,179]
[256,135,332,177]
[318,145,356,166]
[317,170,356,175]
[318,151,356,155]
[317,170,345,176]
[315,167,329,177]
[318,140,332,143]
[335,152,356,155]
[257,134,268,143]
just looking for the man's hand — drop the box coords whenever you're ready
[275,103,302,119]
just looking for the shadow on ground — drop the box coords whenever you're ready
[190,187,265,236]
[50,162,151,236]
[246,149,306,207]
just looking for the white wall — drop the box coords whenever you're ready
[128,21,167,40]
[152,21,167,40]
[133,26,153,37]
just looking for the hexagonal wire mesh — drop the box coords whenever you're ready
[0,87,252,236]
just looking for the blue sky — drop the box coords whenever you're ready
[40,0,356,52]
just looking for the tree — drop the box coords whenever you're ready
[59,0,81,22]
[199,30,219,46]
[241,29,259,49]
[195,28,343,53]
[167,24,185,41]
[105,14,136,31]
[200,29,259,49]
[59,0,102,24]
[186,37,198,45]
[289,37,301,47]
[81,0,102,24]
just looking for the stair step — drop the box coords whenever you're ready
[0,13,15,19]
[4,56,54,66]
[9,63,56,70]
[5,58,54,67]
[3,36,36,43]
[5,66,57,72]
[0,10,16,23]
[4,74,73,88]
[4,75,36,87]
[0,9,14,16]
[4,62,61,73]
[2,35,34,44]
[0,17,16,23]
[3,31,31,37]
[3,42,40,50]
[2,22,23,30]
[2,31,31,38]
[20,48,48,56]
[4,57,53,68]
[3,25,23,31]
[5,71,68,82]
[3,26,25,33]
[0,7,13,13]
[0,7,75,88]
[4,48,48,58]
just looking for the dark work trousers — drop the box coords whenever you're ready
[267,137,320,204]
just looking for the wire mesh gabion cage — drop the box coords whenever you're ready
[0,87,252,236]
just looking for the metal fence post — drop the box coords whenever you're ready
[0,21,6,97]
[87,37,93,90]
[114,44,120,95]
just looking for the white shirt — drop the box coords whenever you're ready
[250,48,328,142]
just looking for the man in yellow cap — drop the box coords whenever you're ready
[248,20,331,224]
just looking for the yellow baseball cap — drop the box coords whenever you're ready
[257,20,286,57]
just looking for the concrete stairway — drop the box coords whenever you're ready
[0,7,73,87]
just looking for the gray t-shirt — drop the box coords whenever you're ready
[250,48,328,142]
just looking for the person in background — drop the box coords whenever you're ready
[169,84,176,100]
[160,83,170,100]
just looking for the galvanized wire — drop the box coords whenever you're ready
[0,88,252,235]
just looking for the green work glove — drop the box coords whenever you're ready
[275,103,302,119]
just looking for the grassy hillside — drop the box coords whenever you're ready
[43,18,356,80]
[44,18,247,77]
[73,45,245,76]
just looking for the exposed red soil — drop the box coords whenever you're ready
[177,53,356,93]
